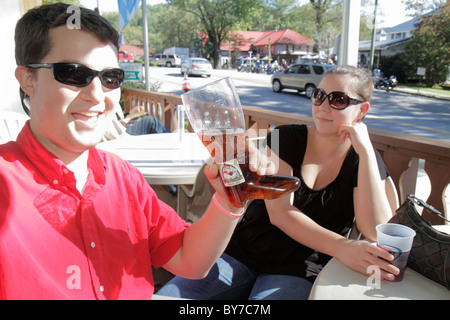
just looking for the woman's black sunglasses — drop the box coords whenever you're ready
[26,62,125,89]
[311,88,363,110]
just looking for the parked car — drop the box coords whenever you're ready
[119,51,134,62]
[271,63,335,97]
[180,57,212,77]
[149,53,181,67]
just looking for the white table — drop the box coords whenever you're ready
[97,133,211,218]
[309,225,450,300]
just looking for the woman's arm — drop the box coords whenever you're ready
[264,149,399,281]
[338,122,393,241]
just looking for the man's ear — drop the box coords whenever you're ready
[15,66,36,98]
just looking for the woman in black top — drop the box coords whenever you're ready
[158,65,399,299]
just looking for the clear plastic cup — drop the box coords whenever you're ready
[182,77,300,207]
[376,223,416,281]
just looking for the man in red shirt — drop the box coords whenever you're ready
[0,3,274,299]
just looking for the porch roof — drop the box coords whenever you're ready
[358,36,412,51]
[210,29,314,52]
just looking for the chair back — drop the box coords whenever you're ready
[0,111,29,144]
[180,162,215,223]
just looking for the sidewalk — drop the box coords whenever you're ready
[394,86,450,101]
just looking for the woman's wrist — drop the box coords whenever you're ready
[212,193,244,219]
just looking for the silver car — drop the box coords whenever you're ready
[180,57,212,77]
[271,63,335,98]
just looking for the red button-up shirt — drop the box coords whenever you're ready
[0,122,189,299]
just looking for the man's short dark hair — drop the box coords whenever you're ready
[15,2,119,67]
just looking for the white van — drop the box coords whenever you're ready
[149,53,181,67]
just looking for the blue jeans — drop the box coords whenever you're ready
[157,253,313,300]
[125,116,170,135]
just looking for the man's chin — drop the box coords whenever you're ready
[74,130,105,149]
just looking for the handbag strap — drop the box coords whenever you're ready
[407,194,450,223]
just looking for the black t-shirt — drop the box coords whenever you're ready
[225,124,389,282]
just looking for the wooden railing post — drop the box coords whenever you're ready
[423,160,450,224]
[121,88,182,132]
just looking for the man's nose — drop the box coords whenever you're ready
[81,76,105,103]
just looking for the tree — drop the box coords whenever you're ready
[402,0,446,16]
[263,0,299,30]
[308,0,343,51]
[102,0,382,67]
[404,2,449,86]
[158,5,199,49]
[169,0,260,68]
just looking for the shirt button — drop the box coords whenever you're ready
[99,285,104,292]
[91,242,95,248]
[63,168,69,174]
[53,179,59,185]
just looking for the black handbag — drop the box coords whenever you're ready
[389,194,450,289]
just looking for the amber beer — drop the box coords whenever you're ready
[200,129,300,208]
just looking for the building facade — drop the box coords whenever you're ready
[358,15,420,68]
[198,29,315,67]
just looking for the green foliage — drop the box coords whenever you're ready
[98,0,447,87]
[121,81,147,90]
[378,3,449,87]
[168,0,261,68]
[379,54,411,83]
[404,3,449,87]
[107,0,358,60]
[134,58,157,67]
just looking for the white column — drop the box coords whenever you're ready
[339,0,361,66]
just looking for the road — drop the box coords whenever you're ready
[144,66,450,142]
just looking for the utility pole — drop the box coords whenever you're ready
[268,38,272,62]
[142,0,150,91]
[369,0,379,70]
[228,40,231,70]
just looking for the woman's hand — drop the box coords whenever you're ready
[247,139,277,176]
[338,122,372,156]
[335,239,400,281]
[129,105,145,115]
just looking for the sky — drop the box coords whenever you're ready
[79,0,412,29]
[79,0,165,13]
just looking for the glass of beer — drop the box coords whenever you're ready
[182,77,300,207]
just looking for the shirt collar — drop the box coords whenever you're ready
[16,121,106,191]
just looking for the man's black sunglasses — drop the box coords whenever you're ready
[26,62,124,89]
[311,88,363,110]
